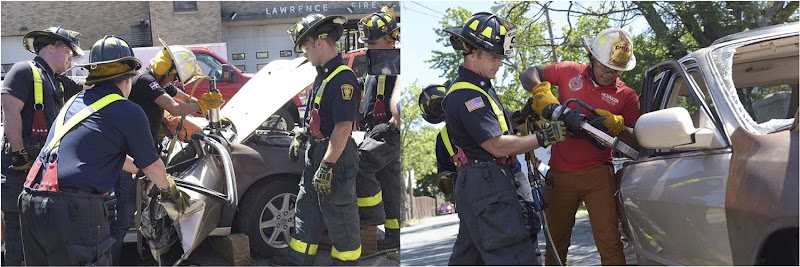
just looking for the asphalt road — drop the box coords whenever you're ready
[400,211,636,266]
[118,229,400,266]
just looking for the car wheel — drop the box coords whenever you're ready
[236,177,299,257]
[263,106,296,131]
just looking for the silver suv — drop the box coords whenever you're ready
[618,23,798,265]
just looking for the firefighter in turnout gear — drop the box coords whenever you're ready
[355,6,403,250]
[421,82,550,259]
[112,40,221,265]
[1,26,85,266]
[17,36,189,265]
[442,13,567,265]
[280,14,362,266]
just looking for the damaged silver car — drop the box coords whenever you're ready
[121,57,316,264]
[618,23,798,265]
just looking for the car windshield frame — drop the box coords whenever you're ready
[708,32,798,135]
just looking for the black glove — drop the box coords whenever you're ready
[535,121,567,148]
[289,128,308,163]
[368,122,398,140]
[10,148,33,171]
[313,160,335,195]
[437,171,456,195]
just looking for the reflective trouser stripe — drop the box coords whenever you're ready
[385,218,400,229]
[331,245,362,261]
[289,238,318,255]
[357,190,382,207]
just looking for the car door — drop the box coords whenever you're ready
[619,59,733,265]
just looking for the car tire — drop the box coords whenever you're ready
[235,176,299,258]
[263,105,296,131]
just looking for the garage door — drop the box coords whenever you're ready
[223,23,298,74]
[2,36,33,79]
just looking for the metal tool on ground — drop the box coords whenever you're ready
[541,98,639,159]
[520,98,563,266]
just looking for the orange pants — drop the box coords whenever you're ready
[543,164,625,266]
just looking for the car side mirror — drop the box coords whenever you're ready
[219,64,237,83]
[635,107,721,150]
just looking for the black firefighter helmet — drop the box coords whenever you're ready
[419,82,450,124]
[443,12,517,58]
[288,14,347,53]
[358,6,400,43]
[23,26,85,57]
[77,35,142,85]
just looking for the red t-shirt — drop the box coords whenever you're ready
[544,62,640,172]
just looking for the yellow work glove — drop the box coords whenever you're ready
[288,127,307,163]
[313,160,335,195]
[594,109,624,136]
[159,175,191,221]
[197,92,224,113]
[535,121,567,148]
[529,82,560,117]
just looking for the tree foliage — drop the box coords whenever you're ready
[424,1,799,95]
[400,80,442,196]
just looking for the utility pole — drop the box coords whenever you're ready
[544,3,558,62]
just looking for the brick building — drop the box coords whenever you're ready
[1,1,399,76]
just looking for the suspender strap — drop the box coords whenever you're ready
[376,75,386,99]
[313,65,354,106]
[48,93,124,148]
[440,126,455,157]
[27,61,44,109]
[446,82,509,134]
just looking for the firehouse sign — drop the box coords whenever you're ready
[264,1,385,17]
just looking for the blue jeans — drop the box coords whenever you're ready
[109,172,136,266]
[4,212,23,266]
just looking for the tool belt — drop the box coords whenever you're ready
[23,186,105,198]
[461,156,513,167]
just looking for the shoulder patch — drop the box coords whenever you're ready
[149,81,160,91]
[341,84,354,100]
[464,97,485,112]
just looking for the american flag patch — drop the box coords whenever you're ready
[149,81,160,90]
[464,97,485,112]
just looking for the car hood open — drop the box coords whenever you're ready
[220,57,315,143]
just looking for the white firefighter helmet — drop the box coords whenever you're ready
[158,38,202,84]
[583,28,636,72]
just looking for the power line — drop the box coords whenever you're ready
[403,5,441,19]
[410,1,447,17]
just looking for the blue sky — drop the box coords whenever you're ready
[399,1,649,90]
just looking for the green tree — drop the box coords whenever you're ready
[400,81,441,196]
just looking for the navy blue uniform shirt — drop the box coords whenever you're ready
[436,126,523,174]
[38,83,159,193]
[442,66,513,161]
[1,57,83,143]
[128,69,179,146]
[362,74,397,125]
[302,54,361,138]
